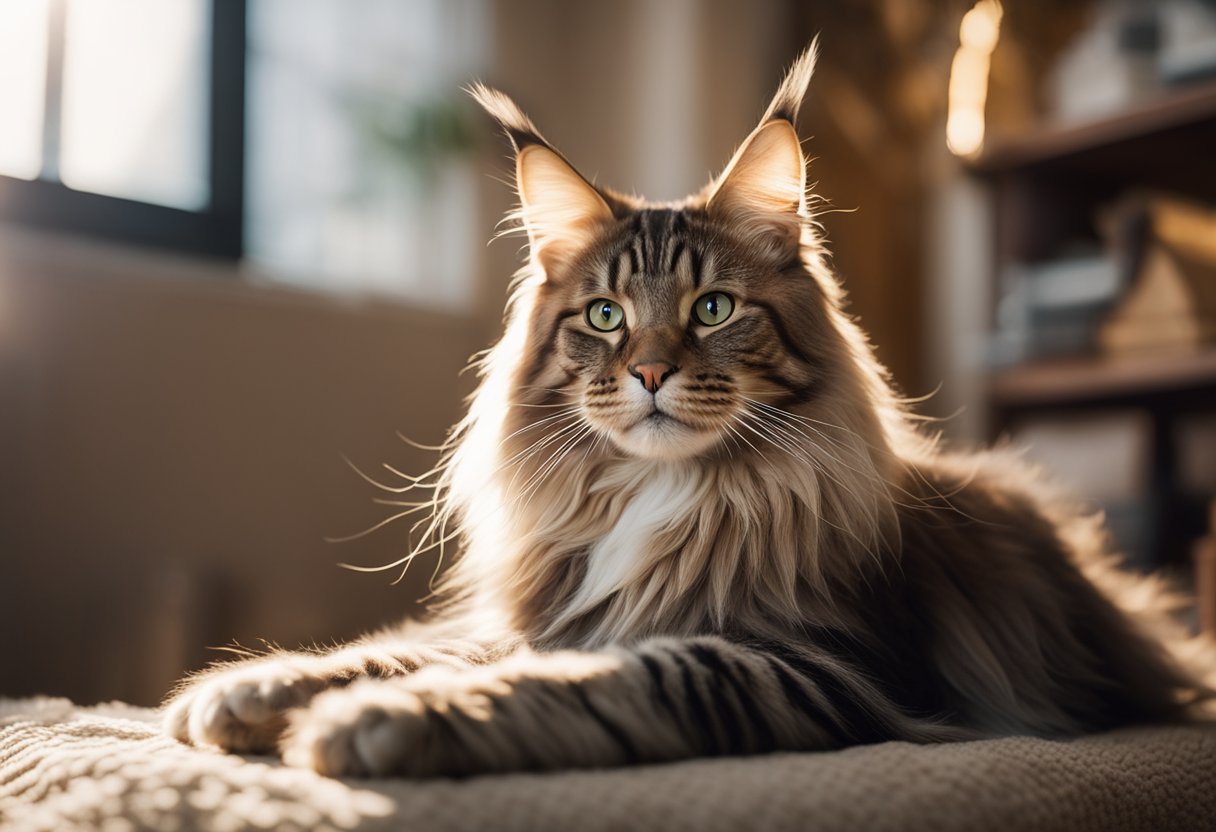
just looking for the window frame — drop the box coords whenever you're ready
[0,0,247,259]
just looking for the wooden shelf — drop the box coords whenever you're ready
[975,81,1216,169]
[989,349,1216,408]
[969,81,1216,199]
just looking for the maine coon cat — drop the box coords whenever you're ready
[165,44,1212,778]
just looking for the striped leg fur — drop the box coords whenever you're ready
[164,636,497,752]
[280,636,968,777]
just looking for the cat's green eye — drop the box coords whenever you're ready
[586,299,625,332]
[692,292,735,327]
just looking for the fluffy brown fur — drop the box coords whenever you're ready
[164,43,1213,778]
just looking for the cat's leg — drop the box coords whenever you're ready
[280,635,968,777]
[164,632,503,753]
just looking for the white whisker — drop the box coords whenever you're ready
[324,503,433,544]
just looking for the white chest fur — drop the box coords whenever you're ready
[562,462,706,618]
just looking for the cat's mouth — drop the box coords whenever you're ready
[609,405,726,460]
[586,395,725,459]
[635,406,687,429]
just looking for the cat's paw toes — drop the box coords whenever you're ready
[281,684,436,778]
[164,664,325,753]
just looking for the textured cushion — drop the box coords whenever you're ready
[2,697,1214,831]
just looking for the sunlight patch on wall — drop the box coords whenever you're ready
[0,0,51,181]
[245,0,488,311]
[59,0,210,209]
[947,0,1002,159]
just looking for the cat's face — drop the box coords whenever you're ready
[525,207,828,460]
[473,47,830,462]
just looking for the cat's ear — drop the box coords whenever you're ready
[468,83,614,277]
[706,42,817,258]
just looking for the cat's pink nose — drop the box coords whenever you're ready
[629,362,677,393]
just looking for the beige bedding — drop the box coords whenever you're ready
[2,697,1215,831]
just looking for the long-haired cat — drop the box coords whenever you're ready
[165,44,1212,778]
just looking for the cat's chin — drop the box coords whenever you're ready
[610,414,725,461]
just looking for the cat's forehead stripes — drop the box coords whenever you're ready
[593,209,706,297]
[638,210,676,274]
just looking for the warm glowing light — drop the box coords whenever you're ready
[0,0,51,180]
[945,110,985,158]
[959,1,1002,51]
[947,0,1003,158]
[59,0,210,209]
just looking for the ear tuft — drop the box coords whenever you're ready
[761,38,819,125]
[466,82,549,152]
[705,40,818,258]
[470,83,614,277]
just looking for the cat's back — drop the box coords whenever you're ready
[887,449,1196,733]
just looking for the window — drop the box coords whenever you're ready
[245,0,487,308]
[0,0,245,258]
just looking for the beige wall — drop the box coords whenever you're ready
[0,233,484,705]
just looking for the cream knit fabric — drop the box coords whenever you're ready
[2,697,1214,831]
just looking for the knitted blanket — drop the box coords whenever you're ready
[1,697,1214,831]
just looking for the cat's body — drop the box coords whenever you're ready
[165,45,1211,778]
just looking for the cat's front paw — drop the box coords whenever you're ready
[164,661,328,753]
[280,681,440,777]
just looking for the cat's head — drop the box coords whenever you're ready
[471,42,865,464]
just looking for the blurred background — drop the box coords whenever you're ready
[1,0,1214,706]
